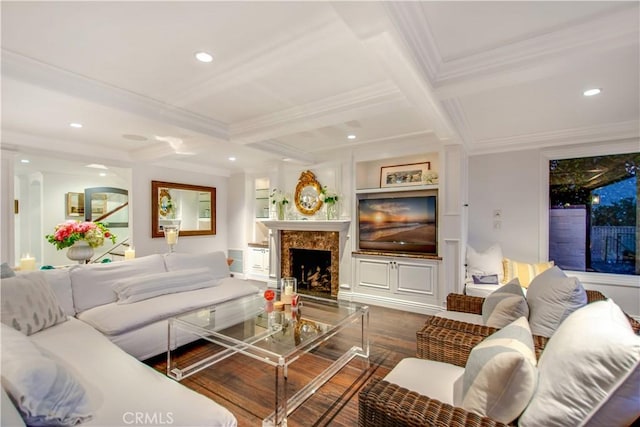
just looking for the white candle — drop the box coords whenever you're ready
[124,248,135,260]
[285,284,293,296]
[20,255,36,271]
[166,230,177,244]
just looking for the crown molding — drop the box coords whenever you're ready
[440,98,474,151]
[230,81,406,144]
[2,49,229,141]
[437,5,639,85]
[246,139,316,165]
[469,120,639,155]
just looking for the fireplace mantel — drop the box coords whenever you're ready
[260,220,350,232]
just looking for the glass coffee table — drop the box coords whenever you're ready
[167,291,369,426]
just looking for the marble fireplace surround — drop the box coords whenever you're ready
[261,220,350,297]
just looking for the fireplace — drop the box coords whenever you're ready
[291,248,332,297]
[261,220,350,299]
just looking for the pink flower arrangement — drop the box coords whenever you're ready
[46,220,116,250]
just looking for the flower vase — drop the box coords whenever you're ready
[277,203,285,220]
[66,240,94,264]
[326,202,337,220]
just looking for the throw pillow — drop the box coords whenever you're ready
[1,324,93,426]
[1,262,16,278]
[461,317,538,424]
[519,299,640,426]
[472,274,499,285]
[481,279,528,328]
[466,244,504,283]
[111,268,220,304]
[503,258,554,288]
[525,266,587,337]
[1,272,67,336]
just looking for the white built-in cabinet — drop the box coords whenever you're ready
[247,246,269,280]
[353,254,440,308]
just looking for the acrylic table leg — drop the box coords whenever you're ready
[274,358,287,426]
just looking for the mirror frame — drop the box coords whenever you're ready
[151,180,216,238]
[294,170,323,216]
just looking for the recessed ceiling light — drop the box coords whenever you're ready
[99,172,107,177]
[69,123,83,128]
[20,159,30,164]
[228,156,236,161]
[195,51,213,63]
[583,88,602,97]
[347,134,356,140]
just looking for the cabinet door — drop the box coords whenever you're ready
[355,258,391,290]
[395,259,437,297]
[249,248,263,269]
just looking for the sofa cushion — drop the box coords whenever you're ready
[163,251,230,280]
[525,266,587,337]
[18,269,75,316]
[519,299,640,426]
[0,324,93,426]
[482,279,528,328]
[462,317,537,424]
[466,244,504,283]
[434,310,484,325]
[1,272,67,336]
[112,268,220,304]
[503,258,554,288]
[70,254,166,313]
[78,277,261,336]
[1,387,26,427]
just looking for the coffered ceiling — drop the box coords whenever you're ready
[2,1,638,175]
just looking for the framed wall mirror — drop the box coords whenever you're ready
[294,170,323,216]
[151,181,216,238]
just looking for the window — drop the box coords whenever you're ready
[549,153,638,275]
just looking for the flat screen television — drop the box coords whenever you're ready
[358,195,437,254]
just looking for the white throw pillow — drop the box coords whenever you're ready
[163,251,230,280]
[466,244,504,283]
[70,254,166,313]
[519,299,640,427]
[525,266,587,337]
[461,316,537,424]
[481,279,529,328]
[0,324,93,426]
[1,272,67,335]
[18,269,75,316]
[112,268,220,304]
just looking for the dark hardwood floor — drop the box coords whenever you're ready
[145,304,428,427]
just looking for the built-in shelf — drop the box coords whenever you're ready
[356,184,438,194]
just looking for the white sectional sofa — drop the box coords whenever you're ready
[1,251,263,426]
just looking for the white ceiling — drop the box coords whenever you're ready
[2,1,638,176]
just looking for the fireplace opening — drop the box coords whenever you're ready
[290,248,332,298]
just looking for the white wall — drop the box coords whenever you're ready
[468,149,542,261]
[131,164,229,257]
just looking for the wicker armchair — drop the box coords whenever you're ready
[416,290,640,367]
[359,377,510,427]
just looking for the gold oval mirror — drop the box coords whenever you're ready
[294,170,323,216]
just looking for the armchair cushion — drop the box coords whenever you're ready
[481,279,528,328]
[525,266,587,337]
[519,299,640,426]
[461,317,537,424]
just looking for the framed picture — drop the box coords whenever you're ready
[380,162,431,188]
[66,192,84,217]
